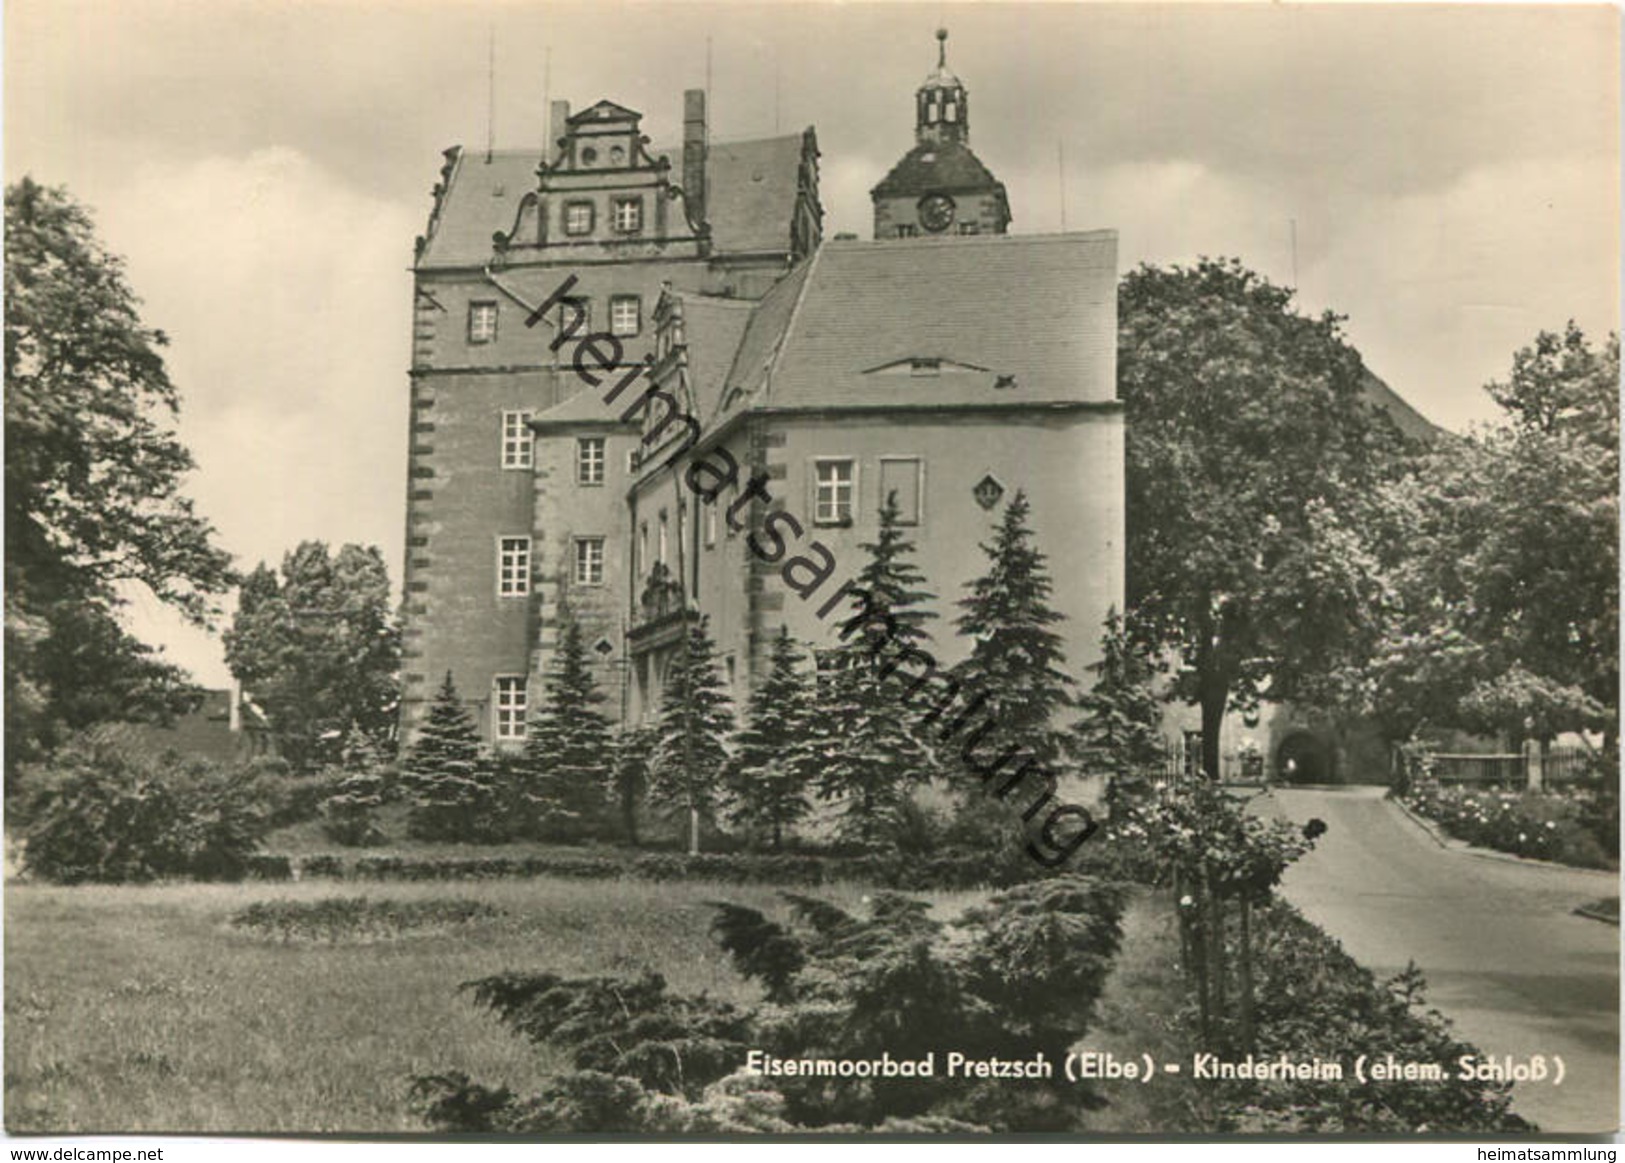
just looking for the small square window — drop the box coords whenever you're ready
[612,197,643,234]
[468,302,498,344]
[574,537,605,586]
[498,537,530,597]
[494,676,526,741]
[564,201,594,235]
[501,411,533,469]
[577,436,606,485]
[958,222,980,236]
[610,296,641,338]
[814,459,855,526]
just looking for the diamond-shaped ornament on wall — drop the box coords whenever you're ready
[593,637,616,658]
[973,474,1005,511]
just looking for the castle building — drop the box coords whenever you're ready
[399,33,1123,746]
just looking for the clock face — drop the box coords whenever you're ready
[919,193,956,233]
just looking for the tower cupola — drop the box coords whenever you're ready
[916,28,969,145]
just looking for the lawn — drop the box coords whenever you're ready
[6,875,973,1134]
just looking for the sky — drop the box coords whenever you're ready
[4,0,1619,687]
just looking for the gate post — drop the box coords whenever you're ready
[1524,738,1544,792]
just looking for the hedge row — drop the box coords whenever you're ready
[248,848,1063,890]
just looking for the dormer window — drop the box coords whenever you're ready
[564,201,594,236]
[612,197,643,234]
[910,358,941,376]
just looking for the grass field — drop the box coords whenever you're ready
[7,875,977,1134]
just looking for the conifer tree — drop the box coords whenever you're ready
[726,626,817,850]
[952,491,1075,772]
[1074,607,1166,811]
[521,619,615,839]
[613,724,657,846]
[813,492,942,847]
[403,672,505,842]
[648,616,734,854]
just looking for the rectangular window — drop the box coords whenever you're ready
[560,297,590,334]
[612,197,643,234]
[497,536,530,597]
[814,458,855,526]
[501,411,533,469]
[574,536,605,586]
[896,224,918,238]
[658,513,669,565]
[639,522,649,573]
[627,448,639,475]
[879,457,922,525]
[958,222,981,236]
[564,201,594,235]
[494,676,527,741]
[576,436,606,485]
[610,295,641,338]
[704,503,717,548]
[468,301,498,344]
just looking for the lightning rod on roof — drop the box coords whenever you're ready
[485,24,495,163]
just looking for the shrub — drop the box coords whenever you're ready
[413,876,1127,1133]
[1213,899,1530,1133]
[18,740,270,884]
[1401,782,1616,869]
[230,896,502,941]
[297,854,345,880]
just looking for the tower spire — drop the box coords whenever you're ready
[937,26,948,70]
[916,26,967,145]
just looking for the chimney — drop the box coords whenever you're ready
[548,100,571,157]
[682,88,707,229]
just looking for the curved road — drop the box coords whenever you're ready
[1269,785,1618,1134]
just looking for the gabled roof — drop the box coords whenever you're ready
[702,133,811,255]
[673,296,756,423]
[718,232,1118,417]
[568,100,641,124]
[871,140,1006,200]
[416,149,538,268]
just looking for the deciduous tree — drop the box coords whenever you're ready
[4,178,235,782]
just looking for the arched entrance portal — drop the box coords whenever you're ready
[1277,731,1336,784]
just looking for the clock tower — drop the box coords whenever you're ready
[871,29,1012,240]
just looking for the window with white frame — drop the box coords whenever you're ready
[610,295,641,338]
[497,537,530,596]
[576,436,606,485]
[501,411,533,469]
[468,301,498,344]
[612,197,643,234]
[564,201,594,235]
[493,676,527,740]
[574,536,605,586]
[814,459,856,525]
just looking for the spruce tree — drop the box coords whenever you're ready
[813,492,942,848]
[520,619,615,839]
[1074,607,1166,811]
[321,718,389,845]
[648,615,734,854]
[403,672,505,842]
[726,626,817,850]
[952,490,1076,772]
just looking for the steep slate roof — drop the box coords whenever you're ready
[719,232,1118,416]
[674,296,756,423]
[702,134,809,255]
[417,150,539,268]
[416,131,810,269]
[1359,368,1442,442]
[871,140,1006,198]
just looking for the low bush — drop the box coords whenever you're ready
[1400,782,1616,869]
[411,876,1126,1133]
[296,854,346,880]
[230,896,503,942]
[1210,898,1530,1133]
[245,854,293,881]
[17,740,272,884]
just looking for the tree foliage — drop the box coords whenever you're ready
[725,627,818,849]
[1371,324,1618,744]
[951,490,1075,771]
[1119,258,1407,776]
[402,672,505,842]
[647,616,734,849]
[223,541,401,772]
[520,619,615,838]
[1074,607,1166,808]
[4,177,235,781]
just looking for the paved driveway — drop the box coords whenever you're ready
[1270,785,1619,1134]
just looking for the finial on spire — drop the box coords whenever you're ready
[936,27,948,69]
